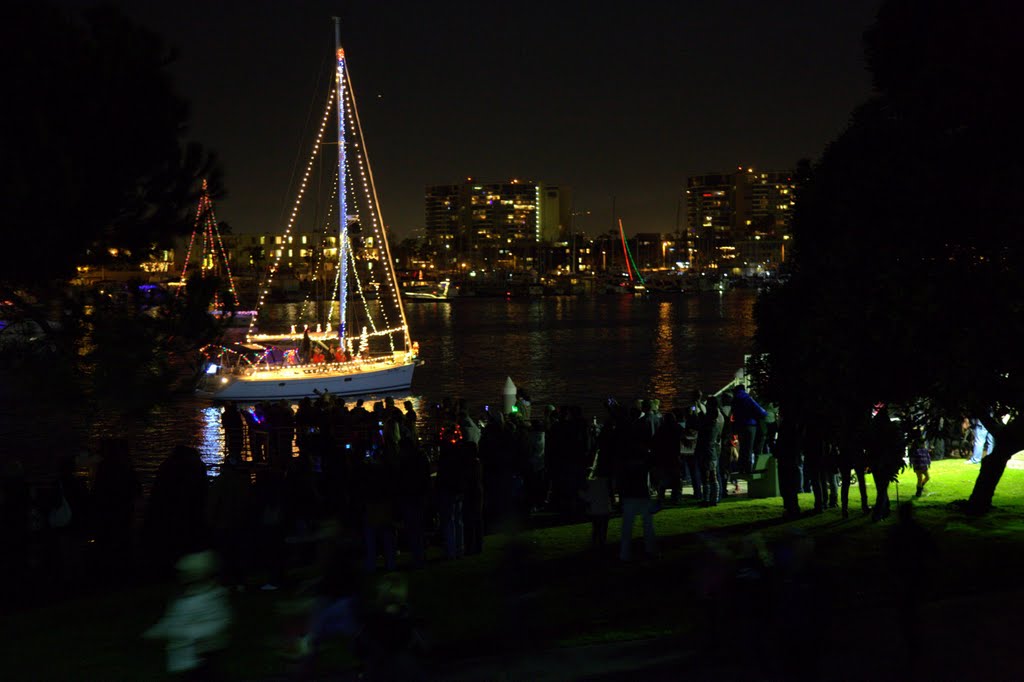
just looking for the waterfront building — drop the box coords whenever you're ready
[424,178,571,272]
[73,247,176,286]
[217,231,339,280]
[686,167,796,271]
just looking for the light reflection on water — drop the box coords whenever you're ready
[199,405,226,474]
[96,292,756,487]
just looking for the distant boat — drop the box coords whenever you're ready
[403,279,456,301]
[198,19,417,402]
[177,179,243,316]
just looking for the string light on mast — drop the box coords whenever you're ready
[177,179,240,309]
[247,85,336,339]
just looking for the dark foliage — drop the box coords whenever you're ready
[754,0,1024,508]
[0,3,224,431]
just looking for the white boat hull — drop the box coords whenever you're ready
[404,292,454,301]
[403,280,455,301]
[200,359,416,402]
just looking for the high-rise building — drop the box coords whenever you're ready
[686,173,734,269]
[425,178,570,270]
[686,167,796,269]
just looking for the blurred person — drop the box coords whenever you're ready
[144,550,231,678]
[290,527,365,675]
[252,467,287,590]
[458,409,481,445]
[360,445,397,572]
[356,573,427,680]
[396,438,431,567]
[92,438,141,565]
[206,454,251,589]
[462,441,485,556]
[145,444,209,573]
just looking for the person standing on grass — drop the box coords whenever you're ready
[909,439,931,497]
[618,421,657,562]
[682,396,704,502]
[396,437,431,567]
[867,404,905,521]
[651,411,683,505]
[730,384,767,476]
[774,406,803,520]
[580,463,612,550]
[696,395,725,506]
[436,432,466,559]
[462,440,486,556]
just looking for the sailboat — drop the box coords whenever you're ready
[176,178,252,322]
[198,20,418,401]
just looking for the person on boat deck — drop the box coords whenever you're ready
[299,328,313,364]
[333,346,346,363]
[312,348,325,364]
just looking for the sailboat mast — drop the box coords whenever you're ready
[618,218,634,281]
[333,17,348,342]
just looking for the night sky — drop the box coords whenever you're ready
[67,0,880,239]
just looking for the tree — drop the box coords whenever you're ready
[0,4,223,445]
[754,0,1024,514]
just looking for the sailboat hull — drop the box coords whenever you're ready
[200,359,416,402]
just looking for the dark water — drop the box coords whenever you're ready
[103,291,758,485]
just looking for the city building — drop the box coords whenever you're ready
[685,167,796,271]
[424,178,571,272]
[219,231,339,280]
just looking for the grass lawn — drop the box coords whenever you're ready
[4,457,1024,679]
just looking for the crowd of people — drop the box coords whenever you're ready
[2,383,992,590]
[0,382,997,677]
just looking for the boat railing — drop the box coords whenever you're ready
[220,351,414,378]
